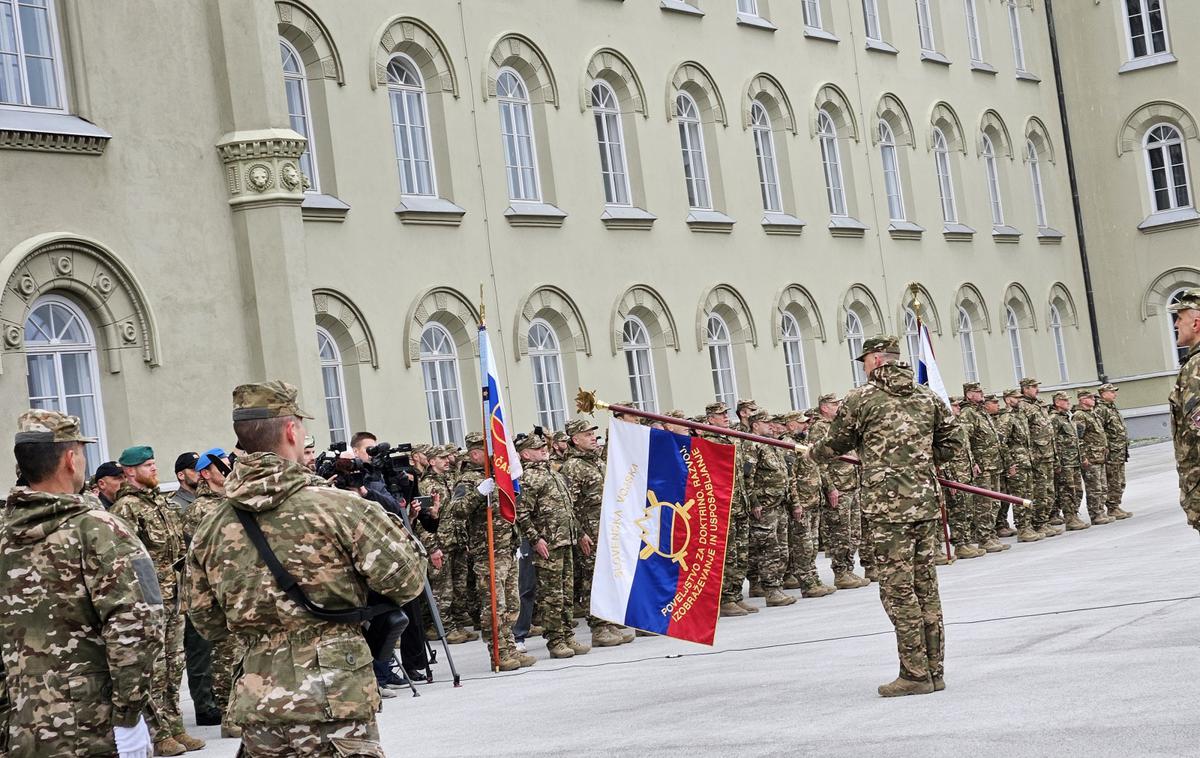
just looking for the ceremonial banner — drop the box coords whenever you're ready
[591,420,734,645]
[478,324,521,522]
[916,321,950,406]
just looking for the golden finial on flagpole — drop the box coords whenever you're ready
[575,388,610,414]
[908,281,923,319]
[479,283,486,324]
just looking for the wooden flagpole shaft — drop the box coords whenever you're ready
[479,295,502,673]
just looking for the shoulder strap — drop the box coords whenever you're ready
[233,506,396,624]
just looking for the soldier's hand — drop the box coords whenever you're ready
[579,534,594,556]
[827,489,840,508]
[535,538,549,559]
[751,506,763,521]
[1081,460,1090,469]
[431,490,442,519]
[477,478,496,496]
[430,548,444,570]
[792,507,804,522]
[973,464,981,476]
[1008,465,1017,476]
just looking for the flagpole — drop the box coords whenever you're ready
[910,283,954,562]
[479,287,502,672]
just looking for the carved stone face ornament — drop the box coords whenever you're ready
[246,164,272,192]
[280,162,302,191]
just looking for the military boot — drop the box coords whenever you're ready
[800,583,836,598]
[764,589,797,607]
[782,574,802,590]
[736,599,759,614]
[174,733,206,752]
[528,624,545,637]
[1109,507,1132,519]
[748,581,765,598]
[721,601,750,617]
[565,637,591,656]
[877,676,935,697]
[1049,513,1065,526]
[1065,514,1089,531]
[517,652,537,668]
[153,738,187,757]
[445,628,471,644]
[834,571,867,590]
[982,539,1005,553]
[956,545,986,559]
[932,676,946,692]
[497,657,521,672]
[996,525,1017,538]
[220,723,242,739]
[933,551,951,566]
[1038,523,1060,537]
[611,624,635,643]
[863,567,877,584]
[574,602,588,618]
[592,626,623,646]
[548,642,575,659]
[1091,514,1114,525]
[1017,528,1042,542]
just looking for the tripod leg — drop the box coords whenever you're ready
[422,577,461,687]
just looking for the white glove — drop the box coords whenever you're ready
[477,478,496,496]
[113,715,152,758]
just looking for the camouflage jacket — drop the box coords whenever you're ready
[417,472,450,553]
[186,452,427,727]
[1051,408,1081,468]
[1073,407,1108,464]
[941,423,974,482]
[1017,396,1055,463]
[454,462,516,554]
[111,482,187,605]
[700,431,747,517]
[807,416,859,492]
[517,460,578,550]
[182,480,224,541]
[958,402,1005,472]
[168,487,195,513]
[746,444,795,512]
[782,434,823,508]
[997,407,1033,469]
[561,448,604,540]
[0,488,163,756]
[811,362,962,523]
[1096,400,1130,463]
[1169,343,1200,529]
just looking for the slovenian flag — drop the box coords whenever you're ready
[916,319,950,406]
[591,420,734,645]
[478,324,521,522]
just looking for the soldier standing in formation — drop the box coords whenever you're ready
[1095,383,1133,519]
[942,398,983,559]
[1074,389,1114,525]
[780,411,837,598]
[808,394,871,589]
[435,445,479,646]
[1050,392,1089,531]
[998,389,1041,543]
[957,386,1007,553]
[1017,378,1062,536]
[745,410,799,608]
[417,445,452,641]
[1167,289,1200,533]
[712,402,757,617]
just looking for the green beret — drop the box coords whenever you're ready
[118,445,154,467]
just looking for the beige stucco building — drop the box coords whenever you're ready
[0,0,1192,479]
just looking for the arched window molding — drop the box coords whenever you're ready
[812,83,859,141]
[1024,116,1056,163]
[874,94,917,149]
[316,326,351,445]
[276,0,344,84]
[583,48,651,218]
[1046,283,1079,329]
[979,110,1014,158]
[1118,100,1198,156]
[404,286,479,368]
[953,282,991,334]
[772,284,826,345]
[666,61,727,127]
[839,284,884,340]
[373,16,457,95]
[900,283,942,335]
[929,101,967,153]
[1002,283,1038,331]
[581,47,647,117]
[744,73,796,134]
[513,285,590,359]
[695,284,757,349]
[484,32,557,106]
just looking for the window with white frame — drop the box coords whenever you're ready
[1006,1,1027,71]
[24,296,107,471]
[1168,288,1191,366]
[903,308,920,362]
[317,328,350,445]
[676,92,712,210]
[1144,123,1192,213]
[982,134,1005,225]
[738,0,760,15]
[528,319,567,431]
[590,81,631,207]
[621,316,659,412]
[916,0,937,52]
[281,39,319,192]
[863,0,882,40]
[388,55,436,197]
[419,323,466,445]
[817,109,848,217]
[751,101,782,213]
[964,0,984,62]
[879,120,906,222]
[497,68,541,202]
[803,0,822,28]
[933,128,959,223]
[706,314,739,409]
[1125,0,1169,60]
[1049,304,1069,382]
[1025,140,1049,227]
[958,307,979,382]
[0,0,65,110]
[846,310,867,386]
[781,312,810,410]
[1005,306,1024,385]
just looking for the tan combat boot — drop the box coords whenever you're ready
[174,733,206,752]
[565,637,591,656]
[721,601,750,617]
[445,628,471,644]
[982,539,1005,553]
[1017,528,1042,542]
[1109,507,1132,519]
[782,574,802,589]
[497,657,521,672]
[834,571,867,590]
[1049,514,1065,526]
[1065,513,1089,531]
[153,737,187,756]
[611,624,635,643]
[800,583,836,598]
[933,552,951,566]
[1038,523,1060,537]
[548,641,575,659]
[220,723,242,739]
[764,589,797,607]
[592,626,622,646]
[735,599,759,614]
[1091,514,1114,525]
[996,525,1017,538]
[748,581,765,598]
[932,675,946,692]
[956,545,985,559]
[517,652,537,668]
[878,676,935,697]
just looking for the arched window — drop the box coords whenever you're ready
[965,0,984,62]
[528,320,567,430]
[0,0,64,109]
[958,307,978,382]
[1144,124,1192,213]
[706,314,739,408]
[879,120,906,221]
[497,68,541,202]
[982,133,1005,225]
[933,128,959,223]
[317,327,349,445]
[818,109,848,217]
[24,296,107,471]
[419,323,465,445]
[1125,0,1169,59]
[621,316,658,412]
[387,54,436,197]
[916,0,937,52]
[1168,288,1191,367]
[1005,306,1024,385]
[903,308,920,362]
[676,92,711,210]
[751,101,782,213]
[281,38,319,192]
[863,0,882,40]
[846,310,867,386]
[1027,139,1048,227]
[781,312,810,410]
[590,81,631,207]
[1049,304,1068,382]
[1006,0,1026,71]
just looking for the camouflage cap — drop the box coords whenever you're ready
[1003,388,1020,399]
[949,395,962,405]
[1019,377,1040,388]
[747,410,772,425]
[551,430,568,443]
[983,393,1000,403]
[779,410,804,424]
[804,409,821,421]
[515,433,547,452]
[564,417,599,436]
[1076,388,1094,399]
[1052,391,1070,402]
[231,380,314,422]
[15,409,96,445]
[1166,287,1200,313]
[704,402,729,416]
[412,443,432,456]
[818,393,838,405]
[118,445,154,466]
[1098,382,1118,393]
[429,444,457,459]
[666,409,687,420]
[464,432,485,449]
[303,434,316,449]
[962,382,982,394]
[736,399,758,413]
[855,335,901,362]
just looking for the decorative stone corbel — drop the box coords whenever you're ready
[215,128,308,211]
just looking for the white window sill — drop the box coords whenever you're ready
[1037,225,1065,244]
[1118,51,1177,74]
[686,209,735,233]
[601,205,656,230]
[888,220,925,240]
[920,50,952,66]
[394,196,465,226]
[829,215,868,238]
[762,212,805,236]
[1015,70,1041,83]
[992,224,1022,242]
[865,38,898,55]
[970,60,998,74]
[0,109,110,155]
[302,193,351,222]
[737,13,777,31]
[505,201,567,228]
[1137,207,1200,233]
[803,26,839,43]
[660,0,703,16]
[943,222,976,241]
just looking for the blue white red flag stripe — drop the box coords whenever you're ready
[478,325,521,522]
[916,320,950,405]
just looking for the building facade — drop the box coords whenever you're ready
[0,0,1174,478]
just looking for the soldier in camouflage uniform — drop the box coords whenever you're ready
[438,446,479,644]
[780,411,837,597]
[943,398,985,559]
[111,445,201,755]
[998,389,1041,542]
[744,411,799,608]
[1074,389,1114,525]
[1167,289,1200,534]
[1096,383,1133,519]
[809,337,963,697]
[957,386,1009,553]
[708,403,758,617]
[0,410,164,757]
[188,381,428,756]
[1050,392,1089,531]
[809,394,871,589]
[419,445,473,644]
[1017,378,1062,536]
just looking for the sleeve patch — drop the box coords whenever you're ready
[453,484,467,499]
[132,555,163,606]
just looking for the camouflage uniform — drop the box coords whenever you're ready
[1168,329,1200,531]
[940,421,978,548]
[783,432,825,591]
[996,400,1035,532]
[811,354,962,687]
[1017,386,1057,530]
[1050,400,1084,524]
[745,435,794,593]
[808,415,866,576]
[1096,388,1131,514]
[561,442,605,630]
[418,467,454,634]
[438,464,477,636]
[517,453,581,649]
[958,397,1005,546]
[1074,397,1110,521]
[719,437,751,605]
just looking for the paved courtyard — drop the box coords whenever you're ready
[188,442,1197,757]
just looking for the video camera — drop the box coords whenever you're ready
[314,441,370,490]
[365,441,420,502]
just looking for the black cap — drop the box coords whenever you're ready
[94,461,123,479]
[174,452,199,474]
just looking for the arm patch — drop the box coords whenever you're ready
[132,555,163,606]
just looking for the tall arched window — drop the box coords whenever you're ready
[965,0,984,62]
[751,101,782,213]
[916,0,937,51]
[781,313,810,410]
[1168,288,1191,367]
[1027,139,1048,227]
[590,81,631,207]
[1049,304,1069,382]
[528,320,567,430]
[933,128,959,223]
[1005,306,1025,385]
[387,54,436,197]
[706,314,739,408]
[621,317,658,411]
[0,0,64,109]
[1006,0,1026,71]
[24,296,107,471]
[497,68,541,202]
[1125,0,1169,60]
[879,120,906,221]
[863,0,882,40]
[958,307,978,382]
[676,92,711,210]
[982,134,1005,226]
[846,310,867,386]
[281,38,319,192]
[419,323,465,445]
[1144,124,1192,213]
[317,327,350,445]
[903,308,920,362]
[817,109,848,217]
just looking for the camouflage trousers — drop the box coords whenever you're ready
[870,519,944,682]
[574,544,605,630]
[973,471,1001,543]
[748,505,788,591]
[720,509,749,603]
[1081,463,1108,519]
[1055,466,1082,520]
[943,481,977,546]
[1002,467,1034,530]
[446,547,476,631]
[1030,459,1056,528]
[535,546,576,646]
[822,489,860,574]
[150,604,185,738]
[1105,460,1127,511]
[427,557,453,634]
[472,545,519,661]
[786,507,821,588]
[213,633,246,716]
[237,719,382,757]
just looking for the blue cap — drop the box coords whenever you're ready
[195,447,228,472]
